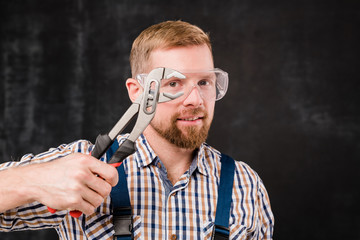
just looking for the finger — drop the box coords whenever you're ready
[79,184,106,210]
[74,198,97,216]
[86,174,113,198]
[88,160,119,186]
[53,191,96,216]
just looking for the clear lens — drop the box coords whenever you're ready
[136,68,228,101]
[213,68,228,101]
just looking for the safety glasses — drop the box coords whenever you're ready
[136,68,228,101]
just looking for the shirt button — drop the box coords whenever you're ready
[171,234,177,240]
[157,162,162,169]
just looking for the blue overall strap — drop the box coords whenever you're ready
[213,153,236,239]
[108,141,132,240]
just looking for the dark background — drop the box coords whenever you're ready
[1,0,359,239]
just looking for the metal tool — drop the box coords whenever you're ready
[47,67,185,217]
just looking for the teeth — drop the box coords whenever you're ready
[183,117,199,121]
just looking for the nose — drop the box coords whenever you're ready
[182,86,204,107]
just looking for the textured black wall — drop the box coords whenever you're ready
[1,0,359,239]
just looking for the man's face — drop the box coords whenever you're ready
[145,44,216,149]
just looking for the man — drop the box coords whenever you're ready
[0,20,274,239]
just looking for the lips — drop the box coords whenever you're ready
[175,108,207,123]
[178,116,203,121]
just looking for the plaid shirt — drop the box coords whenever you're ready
[0,134,274,239]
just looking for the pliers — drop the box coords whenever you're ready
[48,67,185,217]
[91,67,185,165]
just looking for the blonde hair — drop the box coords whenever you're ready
[130,20,212,77]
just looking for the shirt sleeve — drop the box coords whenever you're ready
[0,140,93,232]
[229,161,275,239]
[257,178,274,239]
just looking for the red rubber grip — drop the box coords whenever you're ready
[109,162,122,168]
[69,210,82,218]
[47,206,57,214]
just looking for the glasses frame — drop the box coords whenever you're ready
[136,68,229,101]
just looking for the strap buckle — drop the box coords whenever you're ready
[113,214,132,236]
[212,225,230,240]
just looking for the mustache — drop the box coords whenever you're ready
[173,108,208,120]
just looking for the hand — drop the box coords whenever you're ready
[29,153,119,215]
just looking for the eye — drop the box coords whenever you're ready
[169,81,179,87]
[161,79,183,90]
[198,79,206,86]
[198,78,215,87]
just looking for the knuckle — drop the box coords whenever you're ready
[67,196,81,207]
[73,153,93,165]
[109,168,119,186]
[72,152,84,161]
[73,170,88,181]
[77,155,89,164]
[86,207,96,216]
[68,182,82,193]
[96,182,111,198]
[92,195,104,208]
[96,195,104,206]
[103,183,112,196]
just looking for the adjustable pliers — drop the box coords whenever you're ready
[48,67,185,217]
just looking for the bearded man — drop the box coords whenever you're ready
[0,20,274,239]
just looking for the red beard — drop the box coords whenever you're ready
[150,108,211,149]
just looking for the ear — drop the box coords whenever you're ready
[126,78,143,102]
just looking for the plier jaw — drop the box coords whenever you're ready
[140,67,184,115]
[91,67,185,165]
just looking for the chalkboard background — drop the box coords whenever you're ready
[1,0,359,239]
